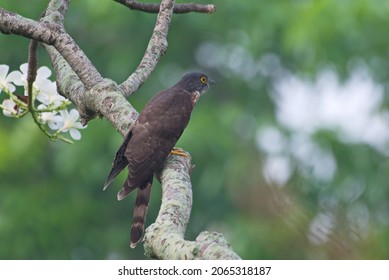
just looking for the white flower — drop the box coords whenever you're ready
[11,63,53,94]
[0,64,21,93]
[57,109,85,140]
[2,99,18,117]
[37,104,62,130]
[36,81,66,107]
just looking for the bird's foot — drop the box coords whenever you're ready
[170,147,189,158]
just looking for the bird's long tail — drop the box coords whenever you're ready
[130,179,152,248]
[117,175,138,201]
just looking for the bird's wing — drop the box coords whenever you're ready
[123,89,193,190]
[103,130,132,190]
[116,122,160,199]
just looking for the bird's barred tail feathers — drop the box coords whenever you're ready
[130,179,152,248]
[117,175,138,201]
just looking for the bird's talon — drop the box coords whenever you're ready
[170,147,189,158]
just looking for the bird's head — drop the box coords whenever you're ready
[178,72,216,94]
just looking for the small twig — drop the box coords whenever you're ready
[35,101,71,113]
[0,104,29,118]
[115,0,216,14]
[5,92,29,111]
[27,40,38,112]
[26,39,73,144]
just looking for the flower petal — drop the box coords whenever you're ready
[68,109,80,122]
[69,128,81,140]
[7,70,24,86]
[2,99,17,117]
[0,65,9,79]
[19,63,28,76]
[37,66,52,80]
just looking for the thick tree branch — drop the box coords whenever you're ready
[45,45,138,133]
[143,152,241,260]
[0,7,103,90]
[40,0,137,130]
[45,0,69,23]
[5,0,135,128]
[41,0,91,123]
[119,0,175,96]
[115,0,216,14]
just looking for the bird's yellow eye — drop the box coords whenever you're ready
[200,76,207,84]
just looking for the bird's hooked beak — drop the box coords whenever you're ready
[202,78,215,94]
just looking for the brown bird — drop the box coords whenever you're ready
[103,72,215,248]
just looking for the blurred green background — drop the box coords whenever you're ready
[1,0,389,259]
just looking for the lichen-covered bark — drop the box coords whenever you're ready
[44,45,139,133]
[144,152,241,260]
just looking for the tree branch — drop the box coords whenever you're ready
[0,6,103,90]
[42,0,102,90]
[43,0,137,131]
[40,0,92,124]
[115,0,216,14]
[45,0,69,23]
[144,151,241,260]
[119,0,175,96]
[45,45,139,133]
